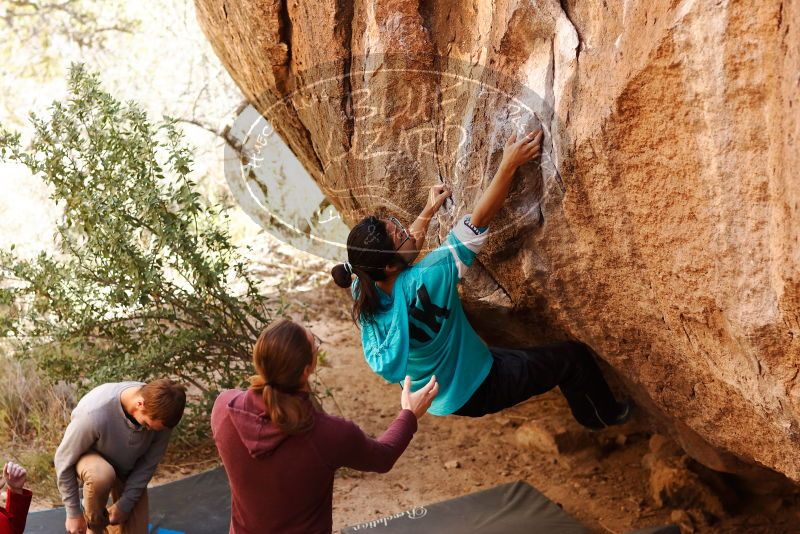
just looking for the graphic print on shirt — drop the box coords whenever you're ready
[408,285,449,343]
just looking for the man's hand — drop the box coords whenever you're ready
[425,184,451,214]
[2,462,26,493]
[65,515,88,534]
[400,375,439,420]
[501,129,543,170]
[108,502,130,525]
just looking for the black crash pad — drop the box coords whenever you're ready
[26,468,231,534]
[27,469,679,534]
[342,480,588,534]
[342,481,680,534]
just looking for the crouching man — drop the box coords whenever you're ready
[55,379,186,534]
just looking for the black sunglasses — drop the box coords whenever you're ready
[387,216,411,252]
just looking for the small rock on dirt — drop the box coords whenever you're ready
[670,509,695,533]
[647,456,726,519]
[515,417,592,455]
[649,434,683,458]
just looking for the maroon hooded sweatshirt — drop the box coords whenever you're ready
[211,388,417,534]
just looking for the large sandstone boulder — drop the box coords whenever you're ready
[194,0,800,482]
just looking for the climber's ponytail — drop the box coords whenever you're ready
[250,319,315,436]
[331,263,353,288]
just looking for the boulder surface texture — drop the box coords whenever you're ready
[195,0,800,482]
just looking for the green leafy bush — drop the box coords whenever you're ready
[0,64,274,400]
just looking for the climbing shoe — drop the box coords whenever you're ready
[584,401,633,432]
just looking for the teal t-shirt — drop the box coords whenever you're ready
[355,215,493,416]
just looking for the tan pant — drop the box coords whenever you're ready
[76,453,149,534]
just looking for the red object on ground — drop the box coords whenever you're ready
[0,487,33,534]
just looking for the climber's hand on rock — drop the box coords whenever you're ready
[502,129,543,170]
[410,185,450,249]
[426,184,451,213]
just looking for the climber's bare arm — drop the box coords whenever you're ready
[408,184,451,251]
[470,129,542,228]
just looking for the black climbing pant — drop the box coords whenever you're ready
[453,341,622,429]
